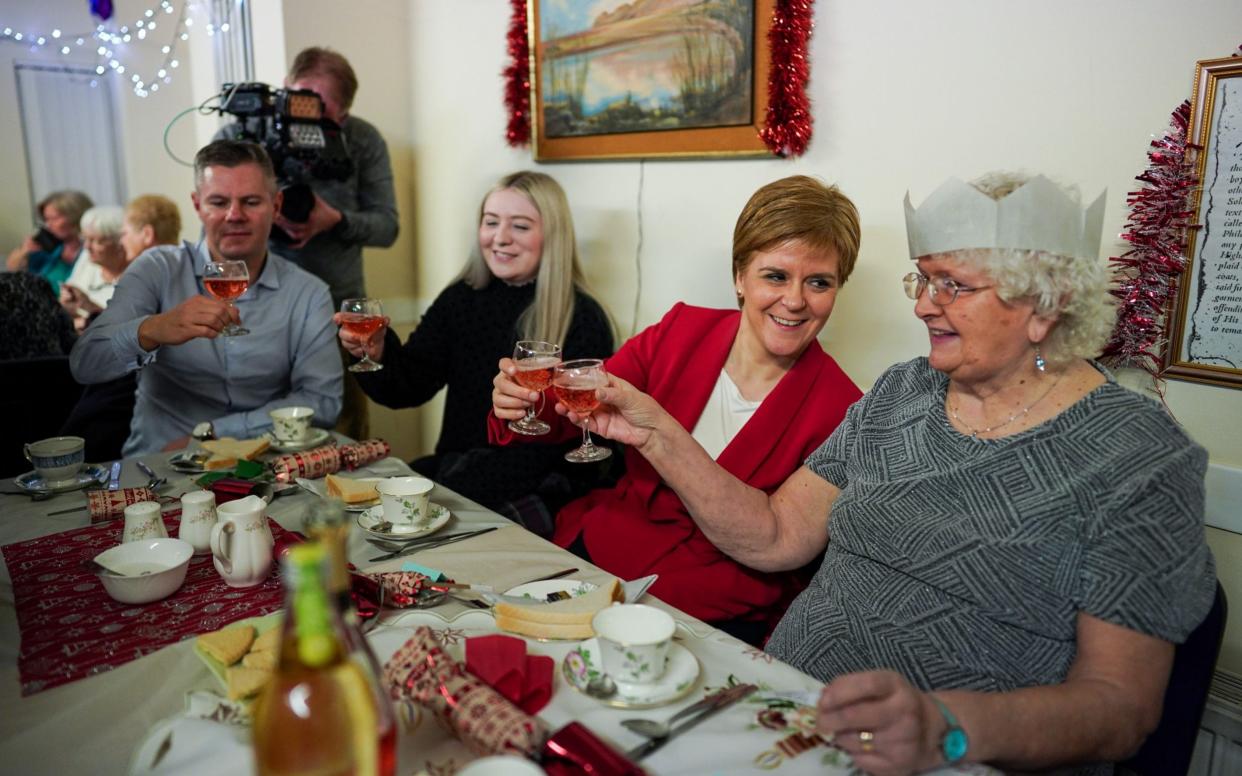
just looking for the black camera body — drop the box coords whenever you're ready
[215,82,354,230]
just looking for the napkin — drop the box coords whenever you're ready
[465,634,554,715]
[205,477,266,504]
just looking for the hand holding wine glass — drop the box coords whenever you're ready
[203,260,251,336]
[338,298,386,372]
[553,359,612,463]
[506,340,561,436]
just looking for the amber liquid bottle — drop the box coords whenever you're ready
[252,543,396,776]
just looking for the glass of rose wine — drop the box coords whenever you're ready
[203,260,250,336]
[339,298,386,372]
[508,340,562,436]
[552,358,612,463]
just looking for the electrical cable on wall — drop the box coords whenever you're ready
[631,160,644,339]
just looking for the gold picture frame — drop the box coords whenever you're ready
[1165,55,1242,388]
[529,0,774,161]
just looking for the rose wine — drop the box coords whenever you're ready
[339,313,385,339]
[513,355,559,392]
[204,277,248,302]
[554,384,601,414]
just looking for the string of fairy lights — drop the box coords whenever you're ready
[0,0,235,98]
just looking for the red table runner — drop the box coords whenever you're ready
[2,513,295,696]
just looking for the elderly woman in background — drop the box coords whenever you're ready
[59,196,181,460]
[59,206,128,331]
[338,170,614,518]
[119,194,182,262]
[6,190,93,294]
[571,173,1214,775]
[491,176,863,645]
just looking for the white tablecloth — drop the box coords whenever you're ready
[0,450,988,776]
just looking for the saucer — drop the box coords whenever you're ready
[15,464,108,494]
[562,639,699,709]
[263,427,332,453]
[505,579,598,603]
[356,503,451,540]
[168,451,207,474]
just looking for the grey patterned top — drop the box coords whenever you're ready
[766,358,1215,774]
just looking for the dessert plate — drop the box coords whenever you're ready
[356,504,451,540]
[562,638,699,709]
[504,579,598,603]
[262,427,332,453]
[15,464,109,494]
[168,452,208,474]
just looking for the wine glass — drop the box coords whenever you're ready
[552,359,612,463]
[508,340,562,436]
[203,260,250,336]
[339,298,386,372]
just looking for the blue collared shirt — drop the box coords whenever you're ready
[70,240,343,455]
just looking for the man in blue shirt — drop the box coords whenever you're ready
[70,140,343,456]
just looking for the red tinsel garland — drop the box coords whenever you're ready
[760,0,815,157]
[503,0,532,147]
[1100,102,1198,380]
[502,0,817,157]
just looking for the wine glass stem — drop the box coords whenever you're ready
[580,416,593,448]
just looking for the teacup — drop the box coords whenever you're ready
[375,476,435,529]
[24,436,85,486]
[591,603,675,685]
[269,406,315,444]
[178,489,217,555]
[123,501,168,543]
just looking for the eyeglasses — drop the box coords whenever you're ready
[902,272,991,306]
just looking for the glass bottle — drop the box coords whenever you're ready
[252,543,396,776]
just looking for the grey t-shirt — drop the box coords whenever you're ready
[766,358,1214,773]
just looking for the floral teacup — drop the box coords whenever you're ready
[376,476,434,529]
[591,603,675,685]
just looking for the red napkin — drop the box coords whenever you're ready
[208,478,266,504]
[466,635,554,715]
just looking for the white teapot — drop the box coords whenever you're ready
[210,495,274,588]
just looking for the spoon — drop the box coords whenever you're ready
[621,703,710,739]
[81,558,150,577]
[584,673,617,700]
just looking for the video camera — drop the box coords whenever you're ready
[214,82,354,232]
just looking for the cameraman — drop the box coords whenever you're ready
[218,46,398,438]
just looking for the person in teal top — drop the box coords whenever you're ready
[5,190,93,295]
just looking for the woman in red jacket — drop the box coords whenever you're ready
[489,176,862,644]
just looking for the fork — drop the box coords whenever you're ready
[136,460,167,491]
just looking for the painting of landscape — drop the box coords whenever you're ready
[538,0,755,138]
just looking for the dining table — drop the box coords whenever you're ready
[0,444,994,776]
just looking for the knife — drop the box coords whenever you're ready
[625,683,757,761]
[367,527,498,562]
[107,461,122,491]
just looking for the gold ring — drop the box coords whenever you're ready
[858,730,875,753]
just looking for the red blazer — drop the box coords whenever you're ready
[489,303,861,626]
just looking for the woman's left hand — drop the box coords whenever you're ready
[815,671,944,776]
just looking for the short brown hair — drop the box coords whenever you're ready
[288,46,358,110]
[731,176,861,290]
[38,190,94,228]
[125,194,182,245]
[193,140,277,193]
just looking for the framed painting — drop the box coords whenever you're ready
[1165,55,1242,388]
[529,0,774,161]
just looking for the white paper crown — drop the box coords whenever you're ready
[904,175,1106,261]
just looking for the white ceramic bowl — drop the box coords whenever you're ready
[94,538,194,604]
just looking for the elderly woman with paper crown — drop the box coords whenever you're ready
[566,172,1215,776]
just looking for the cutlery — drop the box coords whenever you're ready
[441,567,579,593]
[136,460,167,491]
[46,503,88,516]
[623,685,746,739]
[624,683,757,761]
[367,527,497,562]
[107,461,122,491]
[366,528,491,553]
[584,673,617,700]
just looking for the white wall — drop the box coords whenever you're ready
[401,0,1242,668]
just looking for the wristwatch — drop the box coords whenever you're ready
[191,421,215,441]
[931,695,968,764]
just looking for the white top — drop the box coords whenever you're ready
[62,251,115,309]
[691,368,763,460]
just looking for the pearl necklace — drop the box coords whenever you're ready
[948,373,1064,438]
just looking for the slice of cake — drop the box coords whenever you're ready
[196,625,256,666]
[325,474,379,504]
[494,578,625,640]
[200,437,271,470]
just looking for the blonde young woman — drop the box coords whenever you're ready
[337,171,613,515]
